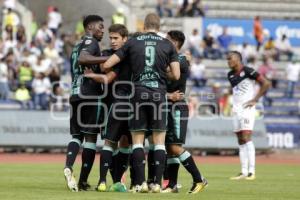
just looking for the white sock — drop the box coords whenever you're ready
[239,143,248,175]
[246,141,255,174]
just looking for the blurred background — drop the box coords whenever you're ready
[0,0,300,153]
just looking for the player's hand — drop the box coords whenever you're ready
[170,90,184,102]
[243,100,257,108]
[84,68,95,78]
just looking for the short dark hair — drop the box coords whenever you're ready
[83,15,103,29]
[108,24,128,38]
[167,30,185,49]
[228,51,243,62]
[144,13,160,30]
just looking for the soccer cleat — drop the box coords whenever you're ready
[187,178,208,194]
[131,182,149,193]
[96,182,107,192]
[161,185,179,193]
[63,168,78,192]
[245,173,256,180]
[109,182,127,192]
[78,182,91,191]
[230,173,247,180]
[150,184,161,193]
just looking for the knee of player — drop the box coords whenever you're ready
[166,144,183,156]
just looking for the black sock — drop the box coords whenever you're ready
[131,144,145,185]
[167,157,180,188]
[153,145,166,185]
[65,138,82,169]
[114,148,130,183]
[163,154,169,180]
[179,151,202,183]
[147,146,155,183]
[110,151,118,183]
[129,156,135,187]
[99,146,113,183]
[78,142,96,183]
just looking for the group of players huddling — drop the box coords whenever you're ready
[63,12,270,194]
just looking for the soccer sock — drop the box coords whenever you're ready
[65,138,82,169]
[147,144,155,184]
[239,143,249,175]
[163,153,169,180]
[114,147,131,183]
[110,150,119,183]
[167,157,180,188]
[179,151,203,183]
[129,156,135,186]
[78,142,96,183]
[99,145,113,183]
[246,141,255,174]
[131,144,145,185]
[153,145,166,185]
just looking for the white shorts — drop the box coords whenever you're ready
[232,107,256,133]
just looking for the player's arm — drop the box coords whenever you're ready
[244,73,271,108]
[166,61,180,80]
[84,68,117,84]
[103,54,121,69]
[78,51,109,64]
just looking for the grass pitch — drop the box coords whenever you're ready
[0,162,299,200]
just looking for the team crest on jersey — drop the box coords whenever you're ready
[85,40,92,45]
[240,71,245,77]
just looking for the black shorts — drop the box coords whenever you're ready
[102,99,131,143]
[70,99,103,135]
[129,89,167,132]
[165,103,189,144]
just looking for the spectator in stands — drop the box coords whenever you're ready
[50,85,68,111]
[202,29,221,59]
[239,42,256,64]
[3,8,20,32]
[258,56,277,106]
[247,56,259,71]
[285,58,300,98]
[16,25,26,45]
[219,89,232,117]
[156,0,173,17]
[44,41,60,63]
[187,29,202,58]
[0,59,10,100]
[15,83,33,109]
[18,60,33,90]
[218,26,232,57]
[253,16,264,52]
[31,13,39,39]
[190,57,206,87]
[112,8,126,25]
[2,32,17,57]
[75,16,85,38]
[275,34,293,62]
[264,37,277,60]
[32,54,52,76]
[47,6,63,36]
[186,0,205,17]
[32,72,51,110]
[188,96,199,117]
[35,22,54,50]
[177,0,191,17]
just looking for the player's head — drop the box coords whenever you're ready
[83,15,104,41]
[167,30,185,51]
[227,51,243,69]
[108,24,128,50]
[144,13,160,32]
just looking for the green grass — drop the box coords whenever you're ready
[0,163,299,200]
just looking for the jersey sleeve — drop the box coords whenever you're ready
[245,66,261,81]
[81,38,99,55]
[115,38,133,60]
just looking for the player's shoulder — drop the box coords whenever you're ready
[243,66,258,76]
[227,69,235,77]
[82,35,98,45]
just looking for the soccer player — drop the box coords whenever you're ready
[84,24,131,192]
[63,15,108,191]
[103,13,180,193]
[160,30,207,194]
[227,51,270,180]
